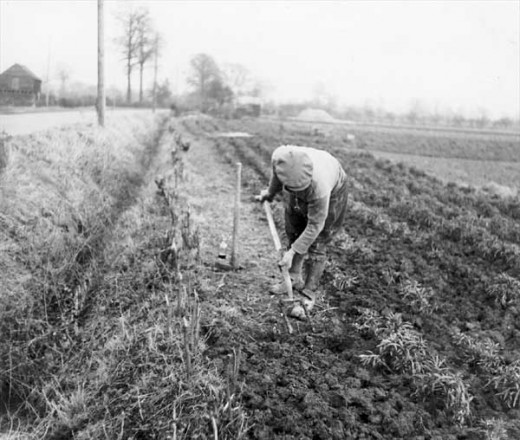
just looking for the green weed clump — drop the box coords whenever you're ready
[488,361,520,408]
[355,309,473,425]
[453,329,520,410]
[414,357,474,426]
[486,273,520,308]
[356,310,430,375]
[480,418,508,440]
[332,270,359,291]
[398,279,437,315]
[452,329,502,372]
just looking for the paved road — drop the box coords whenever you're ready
[0,109,98,136]
[0,109,157,136]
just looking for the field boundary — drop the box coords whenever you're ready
[265,115,520,137]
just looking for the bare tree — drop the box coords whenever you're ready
[187,53,220,111]
[115,6,142,103]
[222,63,250,97]
[135,9,154,104]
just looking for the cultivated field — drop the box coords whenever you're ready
[262,118,520,191]
[1,113,520,439]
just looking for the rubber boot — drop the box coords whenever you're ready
[269,252,306,294]
[303,257,326,292]
[289,257,326,318]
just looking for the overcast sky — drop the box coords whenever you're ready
[0,0,519,118]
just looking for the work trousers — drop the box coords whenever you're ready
[285,179,349,260]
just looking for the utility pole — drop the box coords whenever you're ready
[97,0,106,126]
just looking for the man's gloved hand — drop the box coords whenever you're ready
[279,248,295,269]
[254,189,271,203]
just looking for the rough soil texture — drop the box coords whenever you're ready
[173,115,520,440]
[3,114,520,440]
[179,121,368,440]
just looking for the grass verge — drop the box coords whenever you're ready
[1,113,249,439]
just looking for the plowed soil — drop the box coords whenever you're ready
[3,113,520,440]
[172,115,520,439]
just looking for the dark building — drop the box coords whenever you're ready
[0,63,42,106]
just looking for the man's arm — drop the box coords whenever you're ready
[255,166,283,202]
[290,195,330,255]
[266,166,283,200]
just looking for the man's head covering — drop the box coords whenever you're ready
[272,145,313,191]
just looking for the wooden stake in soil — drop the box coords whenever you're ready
[230,162,241,269]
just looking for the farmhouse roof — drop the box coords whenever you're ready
[0,63,41,81]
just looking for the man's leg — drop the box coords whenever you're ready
[292,184,349,313]
[269,252,306,294]
[297,244,327,310]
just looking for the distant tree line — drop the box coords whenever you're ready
[33,13,519,131]
[273,101,520,131]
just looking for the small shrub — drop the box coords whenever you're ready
[353,308,387,337]
[335,230,376,261]
[356,310,474,424]
[480,418,508,440]
[453,331,502,372]
[332,271,359,291]
[488,361,520,408]
[487,273,520,308]
[376,321,429,375]
[416,360,473,425]
[43,384,89,431]
[454,330,520,409]
[356,311,430,374]
[398,279,437,315]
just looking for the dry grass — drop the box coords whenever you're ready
[1,114,249,439]
[0,112,157,426]
[0,134,10,173]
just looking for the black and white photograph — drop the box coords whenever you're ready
[1,1,519,438]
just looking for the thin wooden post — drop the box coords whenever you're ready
[230,162,241,269]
